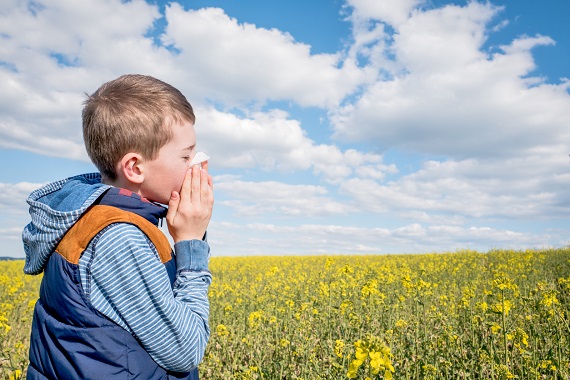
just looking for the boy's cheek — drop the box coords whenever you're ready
[175,170,187,192]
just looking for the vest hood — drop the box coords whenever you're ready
[22,173,110,275]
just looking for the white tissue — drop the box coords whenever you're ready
[189,151,210,167]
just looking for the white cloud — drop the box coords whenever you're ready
[207,220,559,256]
[162,5,367,108]
[214,176,351,217]
[198,107,396,182]
[0,182,42,258]
[0,0,568,257]
[332,1,570,160]
[0,182,43,211]
[0,0,168,93]
[0,227,22,240]
[0,0,171,157]
[340,150,570,220]
[346,0,423,27]
[0,118,86,159]
[392,2,497,73]
[0,0,370,161]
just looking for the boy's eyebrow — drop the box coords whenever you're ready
[183,144,196,151]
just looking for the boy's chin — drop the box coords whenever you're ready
[154,199,170,207]
[146,196,169,206]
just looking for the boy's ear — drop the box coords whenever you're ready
[118,153,144,184]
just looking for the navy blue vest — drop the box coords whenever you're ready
[27,204,199,380]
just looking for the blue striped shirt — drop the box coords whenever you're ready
[78,224,211,372]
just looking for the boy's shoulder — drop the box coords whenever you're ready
[58,205,172,264]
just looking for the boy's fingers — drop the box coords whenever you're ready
[201,161,208,171]
[208,174,213,190]
[191,165,201,204]
[200,169,210,201]
[166,191,180,222]
[180,167,193,199]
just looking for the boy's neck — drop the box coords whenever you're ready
[97,187,167,225]
[102,177,142,198]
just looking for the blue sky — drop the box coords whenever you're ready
[1,0,569,257]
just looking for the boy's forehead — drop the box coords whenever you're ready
[169,120,196,144]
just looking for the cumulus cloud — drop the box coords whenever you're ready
[346,0,423,27]
[332,1,570,160]
[0,0,568,257]
[197,106,396,182]
[0,0,368,159]
[340,149,570,220]
[0,182,43,211]
[207,220,559,256]
[163,5,368,108]
[0,182,43,257]
[214,175,351,217]
[0,0,169,157]
[0,227,22,238]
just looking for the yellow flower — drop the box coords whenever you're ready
[494,364,515,379]
[491,300,513,316]
[347,335,395,378]
[370,351,387,373]
[476,301,488,312]
[248,310,264,328]
[347,360,362,378]
[492,276,518,292]
[334,339,345,358]
[540,291,559,308]
[216,324,229,336]
[395,319,408,328]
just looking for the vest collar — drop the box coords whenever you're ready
[97,187,167,226]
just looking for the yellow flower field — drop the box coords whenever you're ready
[0,260,41,380]
[1,248,569,379]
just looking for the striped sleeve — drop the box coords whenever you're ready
[83,223,211,372]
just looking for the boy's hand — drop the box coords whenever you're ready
[166,163,214,243]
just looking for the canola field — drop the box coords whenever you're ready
[1,248,569,379]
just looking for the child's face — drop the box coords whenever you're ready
[140,121,198,205]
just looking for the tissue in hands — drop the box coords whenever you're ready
[188,151,210,167]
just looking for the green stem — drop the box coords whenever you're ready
[501,289,508,368]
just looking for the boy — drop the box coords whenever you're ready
[22,74,213,379]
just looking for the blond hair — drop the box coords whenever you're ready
[82,74,195,180]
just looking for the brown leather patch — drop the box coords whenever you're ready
[55,205,172,264]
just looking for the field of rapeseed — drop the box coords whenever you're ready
[1,248,569,379]
[0,260,41,380]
